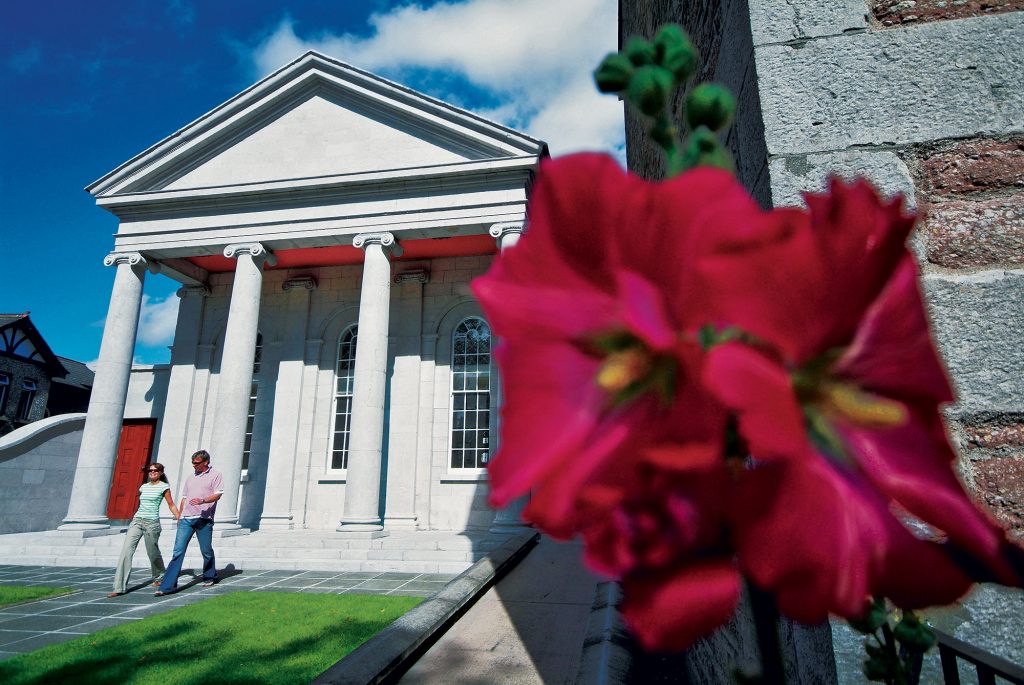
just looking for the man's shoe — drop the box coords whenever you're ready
[202,580,216,587]
[154,591,165,596]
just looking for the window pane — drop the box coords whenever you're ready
[450,318,492,469]
[331,325,358,469]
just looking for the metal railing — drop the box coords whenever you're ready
[933,629,1024,685]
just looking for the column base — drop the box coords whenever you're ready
[55,523,122,538]
[334,529,389,539]
[337,516,384,533]
[382,514,417,531]
[257,514,294,531]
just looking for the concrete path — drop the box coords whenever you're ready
[400,535,600,685]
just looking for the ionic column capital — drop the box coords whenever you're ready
[223,242,277,267]
[488,222,524,241]
[353,232,403,257]
[282,276,318,292]
[176,285,211,299]
[103,252,147,268]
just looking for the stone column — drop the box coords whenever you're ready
[383,269,428,530]
[61,252,149,530]
[210,243,274,528]
[488,223,530,531]
[156,285,209,511]
[338,232,401,532]
[259,276,316,530]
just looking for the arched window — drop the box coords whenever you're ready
[331,325,358,470]
[242,333,263,470]
[450,318,491,469]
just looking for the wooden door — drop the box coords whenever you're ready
[106,419,157,520]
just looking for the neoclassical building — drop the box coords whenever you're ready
[60,52,545,535]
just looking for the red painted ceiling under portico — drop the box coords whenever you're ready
[187,234,497,272]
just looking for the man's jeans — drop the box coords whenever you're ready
[158,518,216,592]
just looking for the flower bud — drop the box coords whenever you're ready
[672,127,733,173]
[649,119,675,149]
[594,53,635,93]
[628,65,674,116]
[848,598,888,634]
[893,615,936,651]
[623,36,656,66]
[685,83,736,132]
[654,24,698,82]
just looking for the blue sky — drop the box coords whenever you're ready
[0,0,620,366]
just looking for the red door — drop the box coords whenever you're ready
[106,420,157,520]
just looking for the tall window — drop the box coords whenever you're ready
[242,333,263,470]
[450,318,491,469]
[15,378,37,422]
[331,325,358,470]
[0,374,9,414]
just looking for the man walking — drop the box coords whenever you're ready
[155,450,224,595]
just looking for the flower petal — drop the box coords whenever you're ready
[702,343,807,461]
[621,562,742,652]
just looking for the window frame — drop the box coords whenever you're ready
[15,378,37,422]
[0,373,9,415]
[328,324,358,473]
[447,316,494,474]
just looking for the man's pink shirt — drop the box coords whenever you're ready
[180,467,225,519]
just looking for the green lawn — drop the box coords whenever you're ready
[0,592,422,685]
[0,586,76,609]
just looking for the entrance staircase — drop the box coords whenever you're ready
[0,528,517,574]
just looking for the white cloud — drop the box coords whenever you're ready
[137,294,179,347]
[246,0,623,157]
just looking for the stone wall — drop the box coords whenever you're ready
[0,414,84,534]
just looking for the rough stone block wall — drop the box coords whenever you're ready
[871,0,1024,26]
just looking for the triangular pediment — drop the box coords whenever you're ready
[89,52,545,197]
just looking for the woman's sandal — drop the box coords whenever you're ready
[153,591,165,597]
[106,592,121,598]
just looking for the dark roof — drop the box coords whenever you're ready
[52,356,94,389]
[0,314,27,326]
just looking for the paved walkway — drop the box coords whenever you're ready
[400,536,600,684]
[0,564,456,661]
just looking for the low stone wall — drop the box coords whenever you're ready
[0,413,85,534]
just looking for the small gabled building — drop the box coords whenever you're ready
[62,52,546,534]
[0,313,73,435]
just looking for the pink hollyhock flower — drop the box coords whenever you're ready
[698,179,1023,622]
[472,153,753,536]
[576,445,742,651]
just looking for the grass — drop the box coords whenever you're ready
[0,592,422,685]
[0,586,76,609]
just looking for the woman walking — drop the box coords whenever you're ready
[107,463,180,597]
